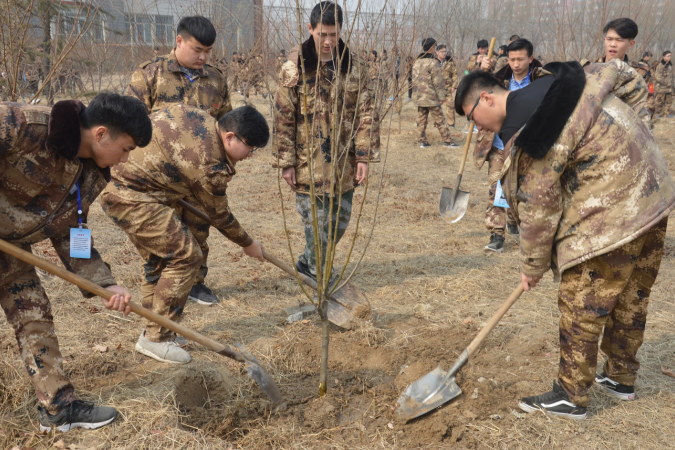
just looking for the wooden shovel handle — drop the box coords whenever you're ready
[466,283,524,357]
[0,237,244,362]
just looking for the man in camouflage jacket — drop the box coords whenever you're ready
[455,59,675,418]
[126,16,232,305]
[274,1,379,281]
[0,94,151,431]
[465,39,497,73]
[654,51,674,117]
[101,105,268,363]
[436,44,458,128]
[412,38,456,147]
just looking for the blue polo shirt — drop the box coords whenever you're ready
[493,69,532,149]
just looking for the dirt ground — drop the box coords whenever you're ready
[1,92,675,450]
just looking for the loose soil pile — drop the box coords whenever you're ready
[1,95,674,449]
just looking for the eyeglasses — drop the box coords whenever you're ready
[234,133,258,153]
[467,90,492,122]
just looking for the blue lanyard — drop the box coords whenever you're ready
[76,181,83,228]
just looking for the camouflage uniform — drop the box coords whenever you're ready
[101,105,252,342]
[465,53,497,73]
[126,50,233,287]
[0,102,118,413]
[412,53,451,144]
[635,61,655,116]
[439,57,458,127]
[653,59,674,116]
[494,55,509,72]
[273,36,379,276]
[500,60,675,406]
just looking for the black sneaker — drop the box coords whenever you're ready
[595,372,635,400]
[506,223,519,236]
[295,260,316,280]
[518,381,587,420]
[443,141,460,148]
[38,400,117,432]
[484,233,505,253]
[420,142,431,148]
[188,283,219,305]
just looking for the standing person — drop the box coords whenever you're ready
[0,93,152,431]
[413,38,458,148]
[466,39,496,74]
[473,39,541,252]
[101,105,268,364]
[654,51,674,118]
[494,45,509,72]
[273,1,380,282]
[436,44,458,128]
[455,58,675,419]
[126,16,231,306]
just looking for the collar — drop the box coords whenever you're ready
[298,36,352,74]
[510,69,531,88]
[417,52,436,60]
[166,50,207,77]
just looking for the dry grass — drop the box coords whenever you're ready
[0,93,674,449]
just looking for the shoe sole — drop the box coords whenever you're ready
[484,246,504,253]
[518,401,587,420]
[187,295,218,306]
[595,377,635,401]
[39,415,116,433]
[135,343,191,364]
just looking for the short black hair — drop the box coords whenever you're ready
[509,34,521,41]
[177,16,217,47]
[508,38,534,57]
[437,44,447,51]
[310,1,343,28]
[603,18,638,40]
[81,93,152,147]
[663,50,672,57]
[218,105,269,149]
[477,39,488,48]
[371,50,378,58]
[499,44,508,54]
[454,71,507,116]
[642,51,652,58]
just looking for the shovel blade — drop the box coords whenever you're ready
[395,366,462,422]
[235,343,283,403]
[327,282,372,329]
[440,187,470,224]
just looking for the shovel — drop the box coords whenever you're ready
[439,123,474,223]
[177,199,371,330]
[0,237,282,403]
[395,284,524,421]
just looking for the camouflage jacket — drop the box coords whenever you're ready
[439,57,458,93]
[105,104,252,247]
[474,60,544,169]
[466,53,497,73]
[412,53,445,107]
[273,36,380,195]
[0,102,116,292]
[494,55,509,72]
[654,60,674,94]
[500,60,675,277]
[126,50,232,120]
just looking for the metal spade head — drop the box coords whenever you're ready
[234,343,283,403]
[440,186,470,224]
[395,366,462,422]
[326,282,372,329]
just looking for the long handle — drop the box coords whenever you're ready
[440,284,524,388]
[0,238,245,362]
[177,199,321,292]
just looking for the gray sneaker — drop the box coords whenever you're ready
[420,142,431,148]
[135,331,192,364]
[443,141,460,148]
[484,233,505,253]
[188,283,219,305]
[38,400,117,432]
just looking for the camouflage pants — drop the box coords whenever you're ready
[557,218,667,407]
[177,195,210,285]
[101,193,202,342]
[654,92,674,116]
[486,147,515,235]
[296,191,353,277]
[444,93,455,127]
[417,106,451,144]
[0,270,75,413]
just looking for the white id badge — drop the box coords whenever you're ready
[494,180,510,208]
[70,228,92,258]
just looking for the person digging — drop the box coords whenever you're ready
[0,93,152,432]
[455,59,675,419]
[101,105,268,365]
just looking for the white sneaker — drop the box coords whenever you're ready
[135,331,191,364]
